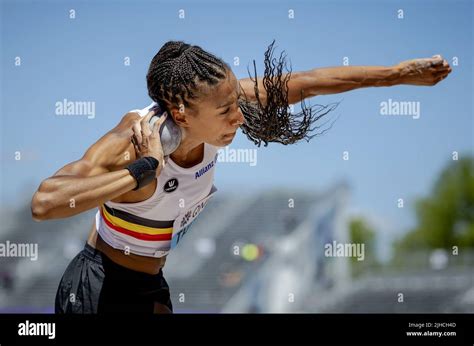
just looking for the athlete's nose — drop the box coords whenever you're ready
[232,107,245,128]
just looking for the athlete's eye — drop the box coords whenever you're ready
[220,97,239,115]
[220,107,230,115]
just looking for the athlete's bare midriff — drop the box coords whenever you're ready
[87,220,168,275]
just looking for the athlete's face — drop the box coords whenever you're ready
[171,69,245,147]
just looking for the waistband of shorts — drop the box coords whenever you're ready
[81,242,163,280]
[82,242,105,265]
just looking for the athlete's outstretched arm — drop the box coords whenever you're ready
[239,55,452,105]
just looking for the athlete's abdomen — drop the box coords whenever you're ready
[86,220,167,275]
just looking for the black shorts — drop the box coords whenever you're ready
[55,243,173,314]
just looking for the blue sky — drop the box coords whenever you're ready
[1,0,472,247]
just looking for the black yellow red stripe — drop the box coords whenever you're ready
[100,205,173,241]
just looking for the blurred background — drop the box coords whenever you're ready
[0,0,473,313]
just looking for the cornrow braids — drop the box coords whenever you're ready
[239,40,341,146]
[147,41,229,111]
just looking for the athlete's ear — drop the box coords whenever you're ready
[170,104,193,128]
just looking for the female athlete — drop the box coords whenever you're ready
[30,40,451,313]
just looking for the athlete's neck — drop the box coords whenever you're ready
[169,136,204,168]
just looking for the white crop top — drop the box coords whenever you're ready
[95,102,219,258]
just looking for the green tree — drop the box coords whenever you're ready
[349,217,377,277]
[394,156,474,255]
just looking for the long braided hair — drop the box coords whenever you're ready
[146,40,339,146]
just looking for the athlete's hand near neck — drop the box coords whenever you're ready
[131,110,167,178]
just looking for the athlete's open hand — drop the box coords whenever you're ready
[131,110,167,175]
[396,55,452,86]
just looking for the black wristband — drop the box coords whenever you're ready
[125,157,160,191]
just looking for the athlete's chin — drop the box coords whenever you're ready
[213,133,235,146]
[221,136,235,145]
[206,139,232,147]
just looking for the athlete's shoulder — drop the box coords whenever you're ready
[109,102,156,136]
[86,104,149,168]
[127,102,157,118]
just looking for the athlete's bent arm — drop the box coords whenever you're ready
[31,164,137,221]
[239,55,452,105]
[31,111,164,221]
